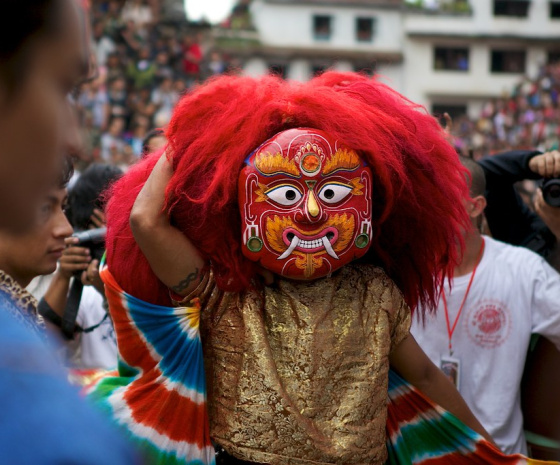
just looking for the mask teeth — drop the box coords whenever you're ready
[278,235,300,260]
[322,235,339,260]
[299,239,322,249]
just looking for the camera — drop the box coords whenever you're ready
[73,227,107,262]
[542,178,560,208]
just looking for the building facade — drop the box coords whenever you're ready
[216,0,560,118]
[404,0,560,118]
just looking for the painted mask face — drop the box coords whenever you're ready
[238,128,373,280]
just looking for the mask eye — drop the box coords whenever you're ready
[318,183,353,204]
[266,185,303,206]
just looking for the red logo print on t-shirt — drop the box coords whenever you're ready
[466,300,512,348]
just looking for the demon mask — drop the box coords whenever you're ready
[238,128,373,280]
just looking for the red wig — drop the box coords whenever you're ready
[105,72,469,314]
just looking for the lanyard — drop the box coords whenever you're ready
[441,237,485,356]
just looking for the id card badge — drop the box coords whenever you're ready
[440,355,461,390]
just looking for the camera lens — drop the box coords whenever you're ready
[542,179,560,208]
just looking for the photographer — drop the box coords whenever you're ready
[478,149,560,266]
[40,163,123,369]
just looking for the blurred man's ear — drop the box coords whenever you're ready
[468,195,487,220]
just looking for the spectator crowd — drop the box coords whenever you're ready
[76,0,235,172]
[451,61,560,159]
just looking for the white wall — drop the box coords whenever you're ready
[251,0,402,53]
[243,0,558,115]
[376,63,404,94]
[405,0,559,38]
[402,0,559,112]
[402,38,528,104]
[243,57,269,77]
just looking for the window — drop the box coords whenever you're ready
[493,0,531,17]
[549,51,560,64]
[490,50,526,73]
[356,17,375,42]
[312,64,328,77]
[550,1,560,18]
[434,47,470,71]
[432,104,468,127]
[354,61,376,76]
[313,15,332,41]
[268,64,288,79]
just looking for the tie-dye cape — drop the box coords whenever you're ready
[386,370,553,465]
[87,264,557,465]
[86,264,215,465]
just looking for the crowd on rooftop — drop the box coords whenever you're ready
[451,61,560,159]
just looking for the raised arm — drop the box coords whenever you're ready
[129,153,206,298]
[389,334,495,445]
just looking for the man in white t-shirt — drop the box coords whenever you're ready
[67,285,117,369]
[411,156,560,455]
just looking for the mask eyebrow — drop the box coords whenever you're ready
[261,170,300,178]
[254,151,301,178]
[322,148,361,175]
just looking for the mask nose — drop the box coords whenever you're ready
[307,190,320,218]
[296,181,326,224]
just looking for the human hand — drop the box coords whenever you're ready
[90,208,106,228]
[81,259,104,295]
[442,113,455,146]
[528,150,560,178]
[130,152,174,230]
[58,236,91,280]
[535,189,560,240]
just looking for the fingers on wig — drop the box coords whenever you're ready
[105,71,469,314]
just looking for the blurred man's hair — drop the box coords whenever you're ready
[142,128,165,156]
[66,163,123,230]
[57,155,74,189]
[459,155,486,198]
[0,0,62,93]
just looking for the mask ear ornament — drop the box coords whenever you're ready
[246,225,263,253]
[355,220,372,249]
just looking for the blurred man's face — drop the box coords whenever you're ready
[146,135,167,154]
[0,187,73,286]
[0,0,87,233]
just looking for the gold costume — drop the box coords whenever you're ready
[193,264,411,464]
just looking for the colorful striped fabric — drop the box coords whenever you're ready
[86,264,215,465]
[386,370,556,465]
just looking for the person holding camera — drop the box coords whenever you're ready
[39,164,122,370]
[528,151,560,266]
[478,149,560,267]
[39,214,117,370]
